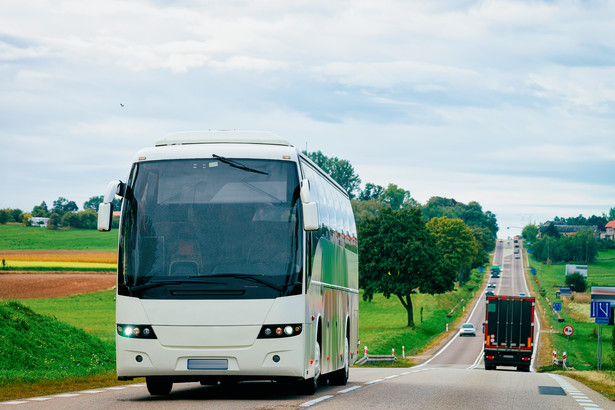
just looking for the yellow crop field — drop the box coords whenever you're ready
[0,251,116,264]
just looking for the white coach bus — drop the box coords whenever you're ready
[98,131,359,396]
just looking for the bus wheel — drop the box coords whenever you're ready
[329,337,349,385]
[146,377,173,395]
[299,340,320,395]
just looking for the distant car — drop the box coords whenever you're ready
[459,323,476,337]
[519,292,527,297]
[485,289,495,296]
[515,254,520,259]
[488,282,496,288]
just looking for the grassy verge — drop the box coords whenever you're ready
[0,224,117,251]
[523,247,615,401]
[553,370,615,401]
[357,268,485,359]
[19,290,116,342]
[0,301,117,401]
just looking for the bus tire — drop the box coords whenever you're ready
[146,377,173,395]
[329,337,349,385]
[298,340,320,395]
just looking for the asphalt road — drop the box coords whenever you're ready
[3,241,612,409]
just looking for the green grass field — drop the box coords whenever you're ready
[0,224,118,251]
[358,268,485,358]
[527,251,615,372]
[20,290,116,342]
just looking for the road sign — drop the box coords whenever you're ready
[591,301,611,319]
[563,325,574,336]
[553,302,562,311]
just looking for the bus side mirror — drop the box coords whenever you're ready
[300,179,319,231]
[97,180,123,232]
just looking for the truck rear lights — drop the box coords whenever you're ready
[258,324,302,338]
[521,357,530,361]
[486,355,495,360]
[117,324,157,339]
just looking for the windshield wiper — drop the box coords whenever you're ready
[212,154,268,175]
[128,278,218,293]
[206,273,283,291]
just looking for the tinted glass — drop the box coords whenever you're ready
[119,158,302,299]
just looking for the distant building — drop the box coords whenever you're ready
[565,264,588,278]
[600,220,615,240]
[538,221,598,238]
[30,217,50,227]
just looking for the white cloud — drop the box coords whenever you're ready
[1,0,615,226]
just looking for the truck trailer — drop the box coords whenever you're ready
[484,295,535,372]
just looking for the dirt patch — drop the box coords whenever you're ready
[0,273,116,299]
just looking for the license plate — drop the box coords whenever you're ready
[187,359,228,370]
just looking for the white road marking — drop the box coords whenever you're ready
[53,394,80,398]
[364,378,383,385]
[337,386,361,394]
[300,395,334,407]
[548,374,602,410]
[384,375,399,379]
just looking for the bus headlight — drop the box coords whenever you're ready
[117,324,157,339]
[258,323,302,338]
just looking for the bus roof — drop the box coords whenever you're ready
[155,130,292,147]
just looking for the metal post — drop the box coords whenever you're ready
[566,336,569,367]
[597,324,602,370]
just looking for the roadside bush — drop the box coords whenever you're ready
[565,272,587,293]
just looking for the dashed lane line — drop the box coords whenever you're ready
[299,367,436,407]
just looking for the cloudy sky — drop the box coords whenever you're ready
[2,0,615,237]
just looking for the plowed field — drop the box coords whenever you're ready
[0,273,116,299]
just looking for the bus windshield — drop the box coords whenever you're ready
[119,158,303,300]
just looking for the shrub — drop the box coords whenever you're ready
[565,272,587,293]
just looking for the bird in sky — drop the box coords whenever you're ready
[120,103,124,107]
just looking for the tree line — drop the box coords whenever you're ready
[0,196,120,230]
[521,206,615,265]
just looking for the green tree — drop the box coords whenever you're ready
[469,226,491,269]
[358,207,450,327]
[565,272,587,293]
[78,209,98,229]
[522,224,539,241]
[380,184,411,210]
[566,229,598,264]
[32,202,49,217]
[542,223,561,238]
[426,217,479,286]
[422,196,498,241]
[84,196,104,211]
[358,183,384,201]
[351,199,387,225]
[52,197,78,216]
[47,213,61,230]
[61,212,79,228]
[304,150,361,198]
[0,209,9,224]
